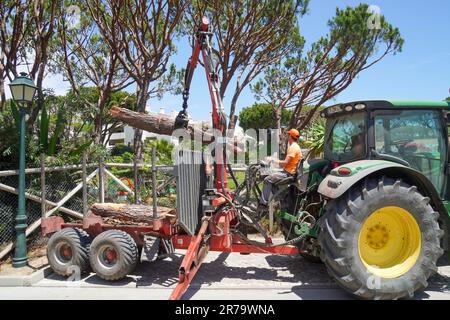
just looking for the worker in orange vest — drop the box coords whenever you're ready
[258,128,302,212]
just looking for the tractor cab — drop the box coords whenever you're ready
[321,100,450,198]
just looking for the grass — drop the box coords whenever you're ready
[227,171,246,190]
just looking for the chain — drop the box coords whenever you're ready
[174,90,190,130]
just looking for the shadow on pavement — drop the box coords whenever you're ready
[44,252,328,291]
[437,254,450,266]
[135,254,183,288]
[42,251,449,300]
[180,252,334,300]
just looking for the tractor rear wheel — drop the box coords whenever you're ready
[89,230,138,281]
[318,176,444,299]
[47,227,90,276]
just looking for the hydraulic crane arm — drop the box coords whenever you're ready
[169,17,232,301]
[173,16,229,194]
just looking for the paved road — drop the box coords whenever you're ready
[1,251,449,300]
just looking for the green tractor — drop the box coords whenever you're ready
[243,100,450,299]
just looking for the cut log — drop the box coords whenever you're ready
[109,106,213,141]
[109,106,246,153]
[90,203,176,224]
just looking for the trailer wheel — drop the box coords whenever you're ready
[318,176,444,299]
[47,227,90,276]
[89,230,138,281]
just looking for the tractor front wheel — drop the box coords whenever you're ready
[319,176,444,299]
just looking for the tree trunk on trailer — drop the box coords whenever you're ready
[90,203,176,224]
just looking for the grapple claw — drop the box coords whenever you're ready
[173,110,189,131]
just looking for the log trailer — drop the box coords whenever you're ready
[43,17,449,300]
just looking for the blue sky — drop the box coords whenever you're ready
[151,0,450,122]
[25,0,450,124]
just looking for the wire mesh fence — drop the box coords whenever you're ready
[0,168,91,253]
[0,176,18,251]
[0,157,177,260]
[105,163,176,207]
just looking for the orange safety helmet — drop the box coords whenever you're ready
[287,128,300,140]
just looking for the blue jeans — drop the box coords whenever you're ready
[260,170,292,205]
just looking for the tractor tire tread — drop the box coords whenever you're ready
[318,177,443,300]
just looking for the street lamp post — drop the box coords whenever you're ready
[9,72,37,268]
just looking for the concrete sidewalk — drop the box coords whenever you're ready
[1,250,448,300]
[1,285,450,300]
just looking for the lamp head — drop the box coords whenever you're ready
[9,72,37,104]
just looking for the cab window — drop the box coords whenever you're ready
[374,110,445,195]
[325,112,366,162]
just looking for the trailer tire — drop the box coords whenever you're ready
[47,227,90,277]
[318,176,444,299]
[89,230,138,281]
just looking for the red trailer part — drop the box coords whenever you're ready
[42,207,301,301]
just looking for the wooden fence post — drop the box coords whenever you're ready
[82,152,88,215]
[99,156,105,203]
[40,153,46,218]
[152,147,158,218]
[133,155,139,204]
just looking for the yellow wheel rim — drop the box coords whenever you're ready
[358,206,421,278]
